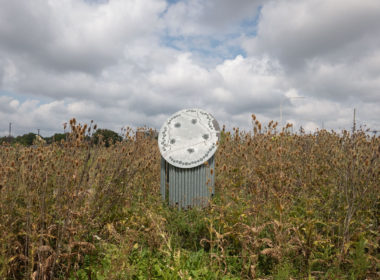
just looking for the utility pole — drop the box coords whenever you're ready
[9,122,12,137]
[352,108,356,134]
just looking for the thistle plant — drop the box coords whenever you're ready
[0,118,379,279]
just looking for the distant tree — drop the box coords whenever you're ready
[0,136,14,144]
[15,133,36,146]
[93,129,122,147]
[45,133,67,144]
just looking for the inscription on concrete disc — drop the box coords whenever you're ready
[158,108,220,168]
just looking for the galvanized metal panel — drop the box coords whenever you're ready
[190,166,195,207]
[196,167,200,206]
[201,164,205,206]
[161,156,216,208]
[187,168,190,208]
[160,157,166,200]
[198,164,203,206]
[176,166,180,208]
[195,165,200,207]
[179,167,182,208]
[183,167,186,209]
[210,156,215,196]
[170,164,174,206]
[173,165,177,207]
[201,162,207,207]
[180,167,182,207]
[205,159,210,199]
[169,164,174,207]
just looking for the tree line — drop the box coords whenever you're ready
[0,129,122,147]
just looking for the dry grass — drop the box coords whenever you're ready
[0,117,379,279]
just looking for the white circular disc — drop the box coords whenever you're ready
[158,108,220,168]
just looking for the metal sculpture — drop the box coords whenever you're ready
[158,109,220,208]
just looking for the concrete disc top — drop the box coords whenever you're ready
[158,108,220,168]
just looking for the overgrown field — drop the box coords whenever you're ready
[0,118,379,279]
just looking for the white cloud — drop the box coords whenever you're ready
[243,0,380,66]
[212,55,287,114]
[240,0,380,130]
[0,0,379,136]
[164,0,262,36]
[0,0,167,73]
[149,53,211,92]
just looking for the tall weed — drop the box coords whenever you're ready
[0,117,379,279]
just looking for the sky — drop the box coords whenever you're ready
[0,0,379,137]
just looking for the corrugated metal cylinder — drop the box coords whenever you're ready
[158,108,219,209]
[160,155,215,209]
